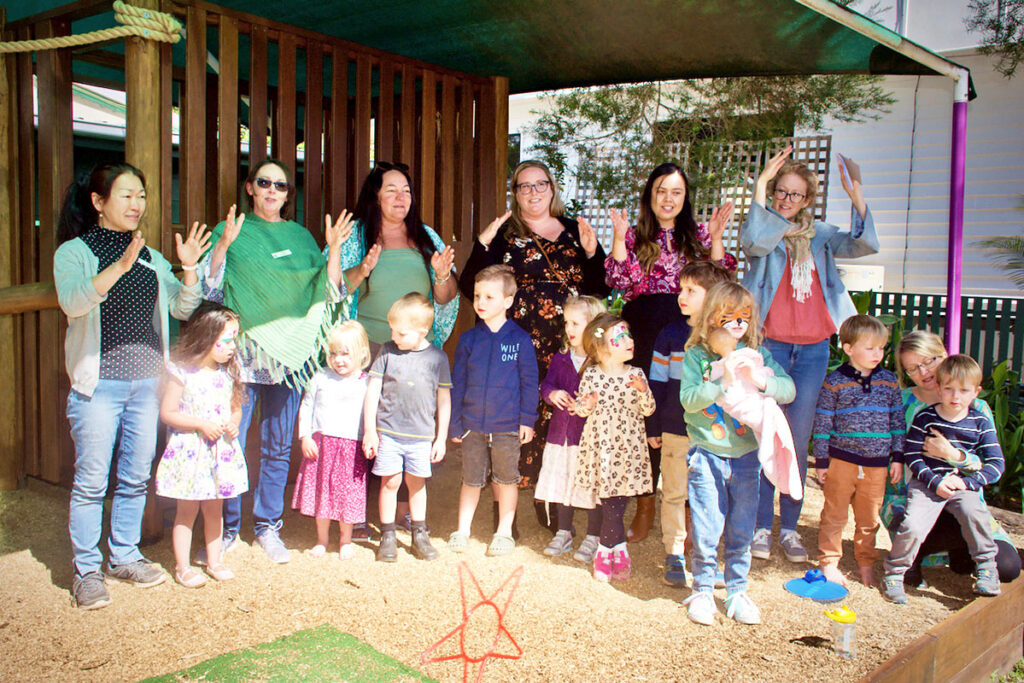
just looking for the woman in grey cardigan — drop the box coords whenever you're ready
[740,145,879,564]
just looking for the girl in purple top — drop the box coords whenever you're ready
[602,163,737,542]
[534,295,606,562]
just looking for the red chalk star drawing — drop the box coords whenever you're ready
[421,561,524,682]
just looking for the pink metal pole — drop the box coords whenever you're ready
[945,99,967,354]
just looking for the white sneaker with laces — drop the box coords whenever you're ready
[725,591,761,624]
[684,591,718,626]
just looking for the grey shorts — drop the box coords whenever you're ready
[461,431,521,487]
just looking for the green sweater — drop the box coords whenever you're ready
[679,343,796,457]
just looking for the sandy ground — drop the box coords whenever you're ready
[2,449,1022,682]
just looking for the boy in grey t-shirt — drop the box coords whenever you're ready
[364,293,451,563]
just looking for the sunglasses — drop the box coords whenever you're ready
[254,177,290,192]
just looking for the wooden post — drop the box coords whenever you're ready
[0,8,22,491]
[491,76,510,218]
[124,0,163,248]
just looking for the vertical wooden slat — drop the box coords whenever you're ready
[160,38,173,252]
[182,5,207,224]
[248,23,268,172]
[36,18,74,485]
[14,28,37,479]
[475,78,496,239]
[275,33,297,173]
[217,15,240,218]
[418,70,437,227]
[354,55,372,174]
[457,84,474,247]
[376,60,394,162]
[303,42,324,238]
[491,76,510,219]
[328,50,349,213]
[0,9,20,490]
[205,81,220,221]
[125,0,163,248]
[399,64,416,168]
[438,75,456,243]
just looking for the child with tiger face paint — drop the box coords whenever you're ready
[678,282,796,626]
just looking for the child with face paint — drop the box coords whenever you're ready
[679,282,795,625]
[571,313,655,582]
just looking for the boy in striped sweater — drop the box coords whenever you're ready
[813,315,905,587]
[883,354,1004,603]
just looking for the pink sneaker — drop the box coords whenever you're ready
[611,549,631,580]
[593,550,612,582]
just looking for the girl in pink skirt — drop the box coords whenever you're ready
[292,321,371,560]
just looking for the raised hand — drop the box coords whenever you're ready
[609,208,630,245]
[325,209,355,251]
[431,245,456,280]
[360,243,382,277]
[707,201,735,243]
[626,374,649,394]
[577,216,599,258]
[758,145,793,187]
[836,154,867,218]
[175,221,211,267]
[116,231,146,274]
[479,210,511,248]
[218,204,245,251]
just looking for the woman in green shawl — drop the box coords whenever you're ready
[198,158,354,565]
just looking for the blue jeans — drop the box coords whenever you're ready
[222,382,301,537]
[756,337,830,532]
[66,378,160,577]
[687,447,761,594]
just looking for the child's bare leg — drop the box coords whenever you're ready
[338,521,355,559]
[457,485,482,535]
[172,500,200,571]
[199,500,223,565]
[379,473,402,524]
[406,474,427,521]
[307,517,330,556]
[858,565,876,587]
[820,563,849,587]
[493,482,518,537]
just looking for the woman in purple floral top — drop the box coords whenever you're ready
[603,162,737,542]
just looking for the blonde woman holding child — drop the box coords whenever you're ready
[292,321,372,561]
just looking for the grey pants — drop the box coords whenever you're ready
[884,479,997,577]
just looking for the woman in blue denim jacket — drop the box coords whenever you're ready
[740,145,879,564]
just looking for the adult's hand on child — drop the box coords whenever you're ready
[198,421,224,442]
[363,432,379,460]
[301,436,319,460]
[923,428,960,462]
[519,425,535,445]
[647,436,663,449]
[889,462,903,485]
[549,389,573,410]
[431,438,446,463]
[935,475,966,499]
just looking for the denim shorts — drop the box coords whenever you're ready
[371,433,433,478]
[460,431,521,487]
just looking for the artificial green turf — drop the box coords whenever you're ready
[143,624,435,682]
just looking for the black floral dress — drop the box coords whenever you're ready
[459,217,609,485]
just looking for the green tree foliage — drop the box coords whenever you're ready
[528,76,895,211]
[966,0,1024,78]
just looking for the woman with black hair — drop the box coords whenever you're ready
[55,162,207,609]
[603,163,737,544]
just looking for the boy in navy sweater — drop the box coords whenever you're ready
[449,265,539,556]
[812,315,904,587]
[883,354,1004,603]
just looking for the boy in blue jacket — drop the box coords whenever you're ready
[448,265,539,556]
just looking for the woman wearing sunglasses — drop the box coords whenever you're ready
[460,160,609,531]
[197,158,354,565]
[740,145,879,566]
[880,330,1020,586]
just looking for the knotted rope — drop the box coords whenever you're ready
[0,1,183,53]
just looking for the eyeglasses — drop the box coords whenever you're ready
[773,188,807,203]
[905,356,940,376]
[255,177,290,192]
[515,180,551,195]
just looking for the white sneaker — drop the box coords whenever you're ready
[683,591,718,626]
[750,528,771,560]
[725,591,761,625]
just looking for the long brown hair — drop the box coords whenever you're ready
[507,160,566,239]
[172,302,246,410]
[634,163,705,273]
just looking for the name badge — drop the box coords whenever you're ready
[137,259,157,271]
[272,249,292,259]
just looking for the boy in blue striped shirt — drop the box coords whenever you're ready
[883,354,1004,603]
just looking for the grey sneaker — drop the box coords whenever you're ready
[883,575,907,604]
[195,532,238,566]
[573,534,600,563]
[255,528,291,564]
[73,572,112,610]
[105,560,166,587]
[974,566,1001,596]
[779,530,808,563]
[750,528,771,560]
[543,530,574,557]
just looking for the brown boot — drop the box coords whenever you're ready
[627,494,656,543]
